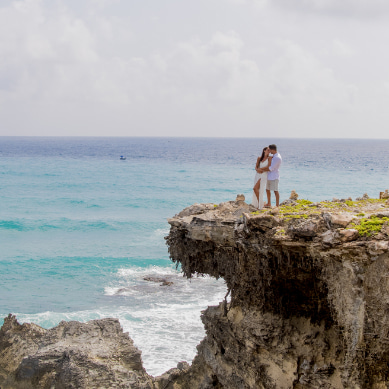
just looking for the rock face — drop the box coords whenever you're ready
[0,315,154,389]
[165,198,389,388]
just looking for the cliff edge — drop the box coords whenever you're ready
[165,196,389,389]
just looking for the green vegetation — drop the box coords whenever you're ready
[274,228,286,237]
[248,198,388,224]
[279,199,312,213]
[367,198,386,204]
[349,216,389,237]
[284,214,309,220]
[297,199,313,206]
[278,199,319,219]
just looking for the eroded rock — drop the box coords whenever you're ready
[0,315,154,389]
[329,212,356,228]
[165,197,389,388]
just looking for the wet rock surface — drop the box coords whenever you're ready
[165,198,389,388]
[143,276,174,286]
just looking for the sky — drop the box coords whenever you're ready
[1,0,389,138]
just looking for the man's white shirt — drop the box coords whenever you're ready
[268,152,282,181]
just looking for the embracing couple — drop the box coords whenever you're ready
[251,144,282,209]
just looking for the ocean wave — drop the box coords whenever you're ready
[2,274,227,377]
[0,220,26,231]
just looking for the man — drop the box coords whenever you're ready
[259,144,282,207]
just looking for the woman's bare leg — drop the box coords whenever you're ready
[253,179,261,206]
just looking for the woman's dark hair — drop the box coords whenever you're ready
[259,147,268,162]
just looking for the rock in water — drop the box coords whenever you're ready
[0,315,154,389]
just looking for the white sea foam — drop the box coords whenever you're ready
[103,266,228,375]
[13,266,227,377]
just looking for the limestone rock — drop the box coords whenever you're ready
[287,219,319,238]
[329,213,355,227]
[356,193,370,201]
[175,203,216,218]
[321,229,338,245]
[0,315,154,389]
[376,211,389,218]
[379,190,389,199]
[245,213,279,232]
[280,199,297,206]
[165,197,389,388]
[339,228,359,242]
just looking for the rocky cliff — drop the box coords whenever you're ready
[2,196,389,388]
[165,196,389,389]
[0,315,156,388]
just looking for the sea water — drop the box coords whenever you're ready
[0,137,388,375]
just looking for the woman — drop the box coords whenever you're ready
[251,147,272,209]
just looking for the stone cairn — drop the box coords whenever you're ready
[380,190,389,199]
[289,190,298,200]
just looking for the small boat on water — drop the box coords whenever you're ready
[120,156,126,160]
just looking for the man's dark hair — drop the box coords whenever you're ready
[269,144,277,152]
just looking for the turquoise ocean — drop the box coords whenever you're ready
[1,137,388,375]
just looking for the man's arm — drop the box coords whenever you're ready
[268,155,281,172]
[258,157,273,173]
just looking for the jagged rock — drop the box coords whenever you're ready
[328,213,356,228]
[154,362,192,388]
[165,197,389,388]
[356,193,370,201]
[287,219,319,238]
[380,190,389,199]
[244,213,279,232]
[174,203,216,218]
[0,315,154,389]
[376,211,389,218]
[320,229,338,245]
[280,199,297,206]
[339,228,359,242]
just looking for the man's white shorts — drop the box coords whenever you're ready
[266,179,279,191]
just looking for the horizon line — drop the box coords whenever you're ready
[1,135,389,141]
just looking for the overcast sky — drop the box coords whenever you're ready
[1,0,389,138]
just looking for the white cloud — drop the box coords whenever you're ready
[268,40,356,109]
[0,0,389,137]
[332,40,354,58]
[0,0,133,105]
[227,0,268,9]
[158,32,262,104]
[272,0,389,18]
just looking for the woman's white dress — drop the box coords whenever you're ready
[251,159,269,209]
